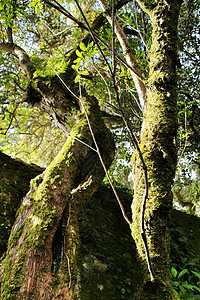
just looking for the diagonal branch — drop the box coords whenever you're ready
[0,43,35,79]
[134,0,155,13]
[97,0,146,110]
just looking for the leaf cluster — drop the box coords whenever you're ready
[171,267,200,299]
[72,41,98,83]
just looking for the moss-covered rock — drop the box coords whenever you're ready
[0,151,43,257]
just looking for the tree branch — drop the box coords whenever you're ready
[97,0,146,110]
[0,43,35,79]
[7,26,13,44]
[134,0,155,13]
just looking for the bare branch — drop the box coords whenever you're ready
[0,43,35,79]
[3,103,19,135]
[78,76,131,225]
[7,26,13,44]
[97,0,146,110]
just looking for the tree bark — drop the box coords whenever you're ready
[1,62,115,299]
[131,0,183,299]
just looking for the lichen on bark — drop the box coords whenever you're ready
[131,0,183,299]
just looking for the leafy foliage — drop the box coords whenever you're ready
[171,267,200,299]
[170,211,200,298]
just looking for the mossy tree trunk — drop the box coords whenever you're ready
[131,0,183,299]
[0,61,114,299]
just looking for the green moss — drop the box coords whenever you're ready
[1,254,22,299]
[131,2,182,298]
[9,224,25,248]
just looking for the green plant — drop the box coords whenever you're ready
[72,41,98,83]
[171,267,200,299]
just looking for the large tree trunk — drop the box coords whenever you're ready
[131,0,182,299]
[1,66,115,299]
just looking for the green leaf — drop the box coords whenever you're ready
[81,71,89,75]
[73,57,82,64]
[192,271,200,279]
[178,269,188,279]
[171,267,178,278]
[88,41,94,49]
[180,285,186,293]
[72,65,79,72]
[28,0,37,7]
[193,286,200,292]
[74,74,79,83]
[35,4,41,14]
[79,42,87,51]
[91,48,98,55]
[76,49,83,58]
[0,2,5,10]
[172,281,179,287]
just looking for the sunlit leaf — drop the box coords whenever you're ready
[74,74,79,83]
[171,267,178,278]
[178,269,188,279]
[0,2,5,10]
[79,42,87,51]
[191,271,200,280]
[76,49,83,58]
[81,71,89,75]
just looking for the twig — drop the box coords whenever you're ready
[74,0,152,278]
[43,21,77,37]
[3,103,19,135]
[113,88,154,280]
[73,1,132,225]
[55,121,97,153]
[91,59,112,103]
[66,255,72,289]
[111,0,116,76]
[178,99,188,161]
[132,0,148,50]
[107,2,152,276]
[126,83,143,112]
